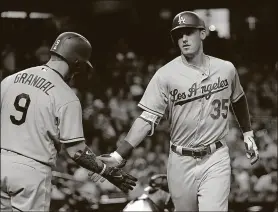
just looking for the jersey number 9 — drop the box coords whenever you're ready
[10,93,31,125]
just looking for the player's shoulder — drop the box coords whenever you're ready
[1,67,31,84]
[53,82,79,107]
[161,56,181,69]
[155,56,181,76]
[209,55,236,72]
[19,65,43,74]
[1,73,13,84]
[24,65,80,108]
[38,66,79,102]
[11,66,46,79]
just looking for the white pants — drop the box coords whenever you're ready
[167,144,231,212]
[1,150,52,211]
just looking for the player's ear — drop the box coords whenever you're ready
[200,29,206,40]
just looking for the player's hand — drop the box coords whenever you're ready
[89,164,137,193]
[97,154,127,167]
[243,131,259,165]
[88,172,106,183]
[88,154,127,183]
[104,166,137,193]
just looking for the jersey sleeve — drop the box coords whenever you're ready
[231,66,244,103]
[57,100,85,143]
[138,70,168,117]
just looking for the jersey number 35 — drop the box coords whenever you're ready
[210,98,229,120]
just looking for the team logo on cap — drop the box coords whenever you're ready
[178,14,186,25]
[52,39,60,50]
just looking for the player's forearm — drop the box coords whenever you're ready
[64,141,104,173]
[116,117,152,159]
[231,94,252,133]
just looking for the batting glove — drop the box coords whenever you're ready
[243,131,259,165]
[88,153,127,183]
[88,158,135,193]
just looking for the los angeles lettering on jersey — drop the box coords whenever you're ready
[170,77,229,106]
[14,73,55,95]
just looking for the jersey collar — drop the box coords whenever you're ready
[180,54,211,76]
[44,65,64,79]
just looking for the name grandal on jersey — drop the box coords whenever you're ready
[14,73,55,95]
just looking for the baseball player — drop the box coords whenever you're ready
[91,11,259,211]
[1,32,137,211]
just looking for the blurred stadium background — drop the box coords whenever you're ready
[1,0,277,211]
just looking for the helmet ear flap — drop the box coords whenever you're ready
[74,59,80,68]
[74,59,81,68]
[74,59,87,73]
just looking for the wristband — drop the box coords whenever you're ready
[243,130,254,137]
[99,163,106,175]
[73,146,103,173]
[116,140,134,159]
[110,151,124,164]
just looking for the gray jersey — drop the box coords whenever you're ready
[138,55,244,147]
[1,66,84,167]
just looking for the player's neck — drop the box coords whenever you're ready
[182,42,207,69]
[181,49,207,70]
[45,60,69,79]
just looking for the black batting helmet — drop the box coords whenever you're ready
[50,32,93,72]
[170,11,206,44]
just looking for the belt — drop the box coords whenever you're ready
[1,148,52,168]
[171,141,223,158]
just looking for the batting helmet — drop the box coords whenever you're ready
[170,11,205,45]
[50,32,93,72]
[171,11,205,32]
